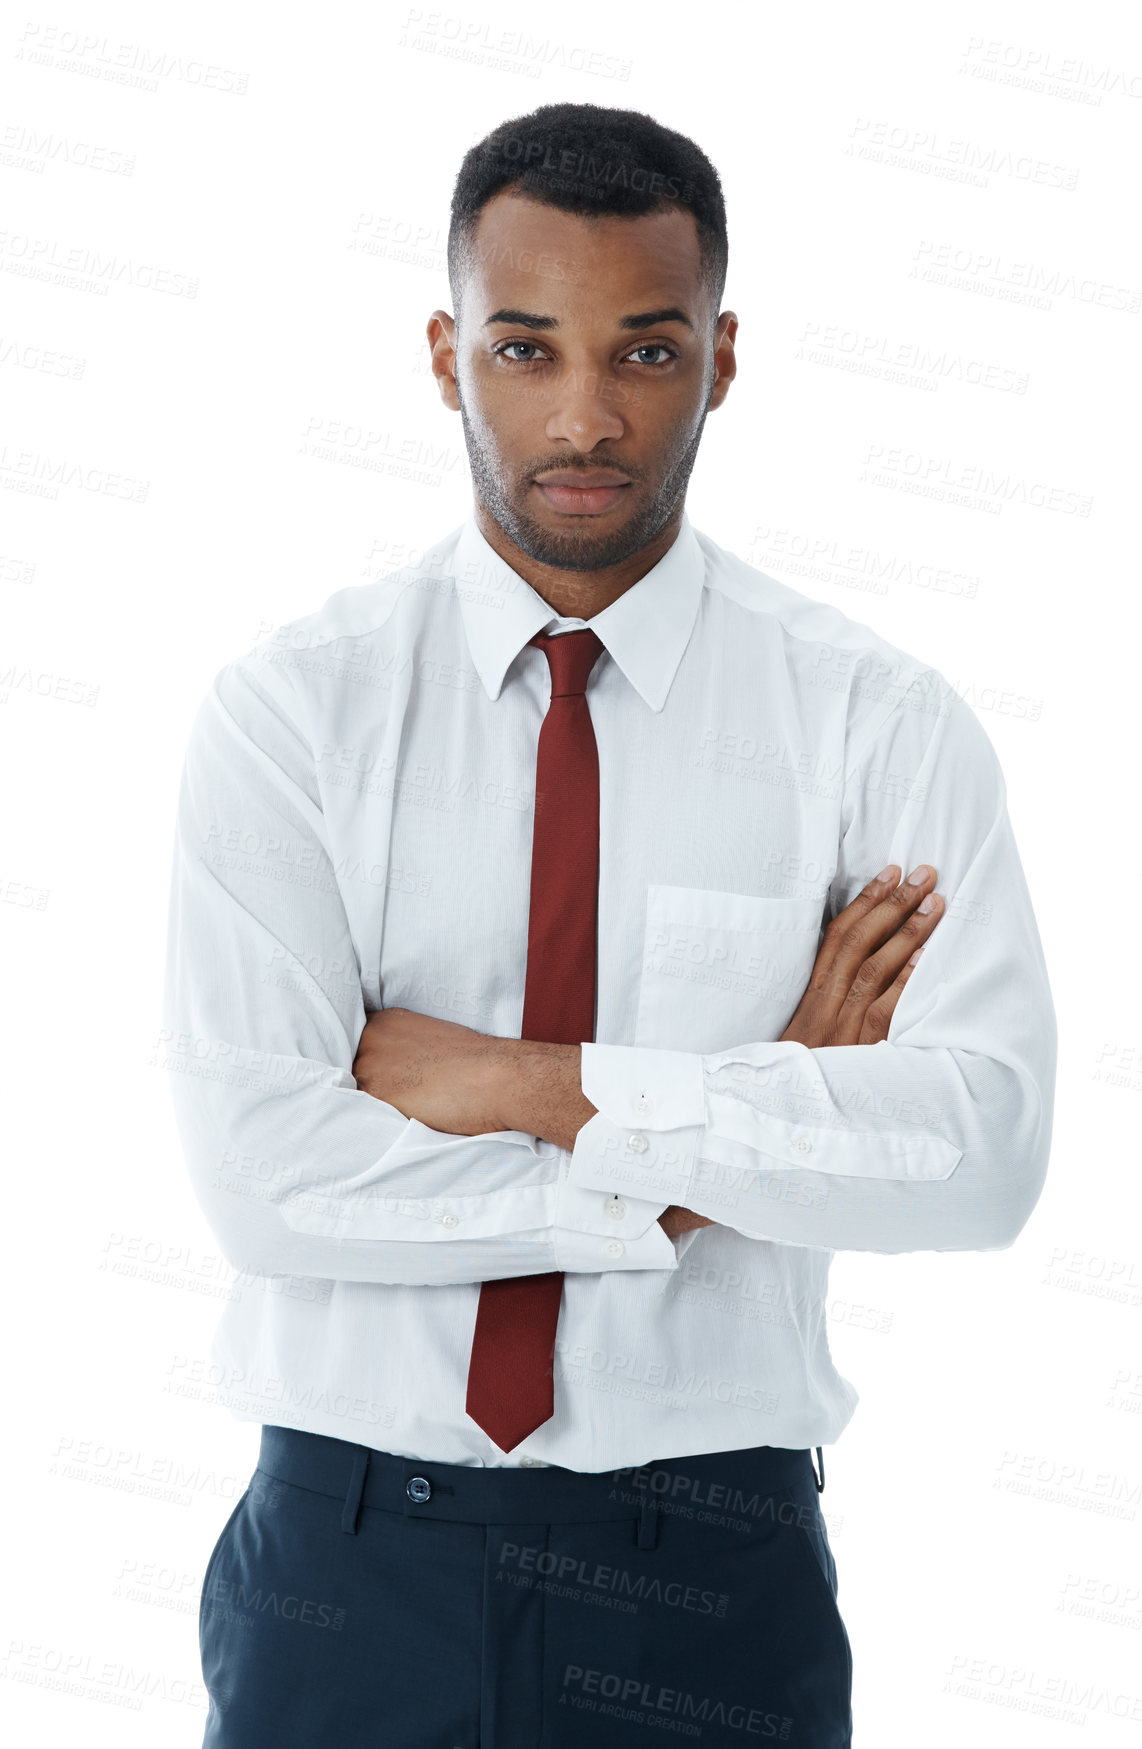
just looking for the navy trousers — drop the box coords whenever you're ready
[199,1425,853,1746]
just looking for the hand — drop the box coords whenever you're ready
[352,1007,513,1136]
[658,863,942,1240]
[658,1204,717,1239]
[781,863,943,1049]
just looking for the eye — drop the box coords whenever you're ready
[623,343,677,366]
[495,341,549,363]
[491,340,680,367]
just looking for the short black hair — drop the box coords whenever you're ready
[447,103,728,326]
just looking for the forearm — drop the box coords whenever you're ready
[488,1039,597,1152]
[564,679,1055,1256]
[568,1019,1051,1253]
[167,671,681,1283]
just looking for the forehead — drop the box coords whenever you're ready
[465,188,706,317]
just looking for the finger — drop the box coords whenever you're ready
[822,864,938,993]
[855,889,943,999]
[835,892,942,1040]
[827,868,940,1044]
[857,945,925,1045]
[814,865,901,981]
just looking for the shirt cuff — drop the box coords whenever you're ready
[568,1043,707,1206]
[553,1146,681,1272]
[581,1041,707,1130]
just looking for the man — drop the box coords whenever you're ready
[164,103,1055,1747]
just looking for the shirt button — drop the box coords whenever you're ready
[792,1138,812,1154]
[605,1198,627,1220]
[441,1213,459,1226]
[634,1093,653,1113]
[604,1239,625,1258]
[626,1133,648,1154]
[519,1456,543,1467]
[406,1476,432,1502]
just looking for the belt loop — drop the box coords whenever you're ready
[636,1494,659,1550]
[341,1447,371,1535]
[811,1446,825,1494]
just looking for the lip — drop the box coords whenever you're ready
[533,477,632,515]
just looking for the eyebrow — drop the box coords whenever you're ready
[483,306,695,333]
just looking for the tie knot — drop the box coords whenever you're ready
[529,628,606,697]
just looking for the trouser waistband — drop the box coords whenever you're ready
[253,1425,821,1549]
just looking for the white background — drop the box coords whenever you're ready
[2,0,1140,1740]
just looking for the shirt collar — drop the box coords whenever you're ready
[452,508,705,712]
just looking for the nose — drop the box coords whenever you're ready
[543,364,626,452]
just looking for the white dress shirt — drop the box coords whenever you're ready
[162,508,1056,1469]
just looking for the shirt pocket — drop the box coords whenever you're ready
[633,885,825,1053]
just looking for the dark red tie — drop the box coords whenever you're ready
[465,627,606,1454]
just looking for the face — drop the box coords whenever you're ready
[429,189,737,574]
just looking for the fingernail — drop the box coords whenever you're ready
[876,864,897,883]
[908,946,925,965]
[906,864,931,885]
[918,894,936,914]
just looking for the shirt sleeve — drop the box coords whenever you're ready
[566,667,1057,1253]
[162,655,681,1286]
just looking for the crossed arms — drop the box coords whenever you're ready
[163,657,1055,1285]
[352,861,951,1240]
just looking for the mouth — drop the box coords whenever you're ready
[532,478,632,516]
